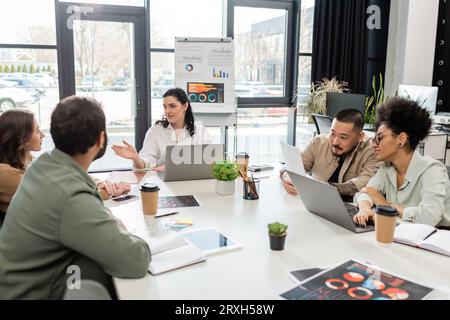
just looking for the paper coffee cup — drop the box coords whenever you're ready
[235,152,249,173]
[140,183,160,215]
[374,205,399,244]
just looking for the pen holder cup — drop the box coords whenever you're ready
[243,178,260,200]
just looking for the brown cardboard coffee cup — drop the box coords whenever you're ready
[235,152,249,174]
[374,205,399,243]
[140,183,160,215]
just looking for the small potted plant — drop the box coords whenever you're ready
[303,77,350,123]
[268,221,288,251]
[364,73,386,131]
[212,160,239,196]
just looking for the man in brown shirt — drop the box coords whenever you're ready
[281,109,381,201]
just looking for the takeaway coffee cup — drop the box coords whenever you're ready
[140,183,160,215]
[374,205,399,244]
[235,152,249,174]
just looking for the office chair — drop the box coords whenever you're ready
[421,133,448,164]
[63,280,112,300]
[326,92,366,118]
[312,114,332,135]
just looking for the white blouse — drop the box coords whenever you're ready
[138,123,211,169]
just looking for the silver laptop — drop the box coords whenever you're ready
[280,141,305,175]
[159,144,224,182]
[287,171,374,233]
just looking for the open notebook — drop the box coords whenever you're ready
[143,231,206,275]
[394,223,450,257]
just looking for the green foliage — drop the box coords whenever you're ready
[268,221,288,236]
[211,161,239,181]
[22,64,28,73]
[304,77,350,122]
[36,66,41,73]
[4,65,9,73]
[10,64,16,73]
[17,65,23,72]
[46,64,52,73]
[0,65,3,73]
[365,73,386,126]
[30,64,35,74]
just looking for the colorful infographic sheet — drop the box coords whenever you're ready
[281,260,433,300]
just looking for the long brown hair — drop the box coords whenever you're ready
[0,110,35,170]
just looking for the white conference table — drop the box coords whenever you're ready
[100,168,450,300]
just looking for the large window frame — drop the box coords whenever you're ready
[226,0,298,109]
[55,1,150,152]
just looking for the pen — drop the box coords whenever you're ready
[155,211,179,218]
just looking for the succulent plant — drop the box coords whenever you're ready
[268,221,288,236]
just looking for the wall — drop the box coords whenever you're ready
[385,0,440,96]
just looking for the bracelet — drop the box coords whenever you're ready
[279,169,287,180]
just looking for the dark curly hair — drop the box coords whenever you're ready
[375,97,432,150]
[155,88,195,137]
[0,109,34,170]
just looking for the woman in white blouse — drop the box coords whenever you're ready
[112,88,211,170]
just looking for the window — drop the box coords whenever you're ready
[58,0,144,6]
[296,0,315,148]
[150,52,174,123]
[150,0,222,50]
[234,7,287,98]
[236,108,288,163]
[0,1,59,161]
[0,0,56,45]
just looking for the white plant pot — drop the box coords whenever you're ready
[215,180,235,196]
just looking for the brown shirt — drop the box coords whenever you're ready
[0,164,24,213]
[284,134,382,196]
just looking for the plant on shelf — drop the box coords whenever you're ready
[268,221,288,250]
[211,160,239,196]
[304,77,350,122]
[364,73,387,129]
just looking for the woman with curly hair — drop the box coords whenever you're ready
[354,97,450,228]
[0,110,44,224]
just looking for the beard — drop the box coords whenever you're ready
[94,132,108,161]
[331,145,343,156]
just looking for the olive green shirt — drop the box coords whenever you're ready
[355,152,450,227]
[0,149,151,299]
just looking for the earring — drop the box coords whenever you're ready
[398,143,404,148]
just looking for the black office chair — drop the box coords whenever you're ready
[312,114,332,135]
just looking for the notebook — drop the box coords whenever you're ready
[394,223,450,257]
[140,230,206,275]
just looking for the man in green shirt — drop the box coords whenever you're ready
[0,96,151,299]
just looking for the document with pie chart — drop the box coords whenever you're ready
[280,260,433,300]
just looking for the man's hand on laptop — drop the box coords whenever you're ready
[152,165,165,172]
[282,180,299,196]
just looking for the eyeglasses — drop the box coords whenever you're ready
[372,132,395,145]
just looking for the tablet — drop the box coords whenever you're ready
[180,227,241,255]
